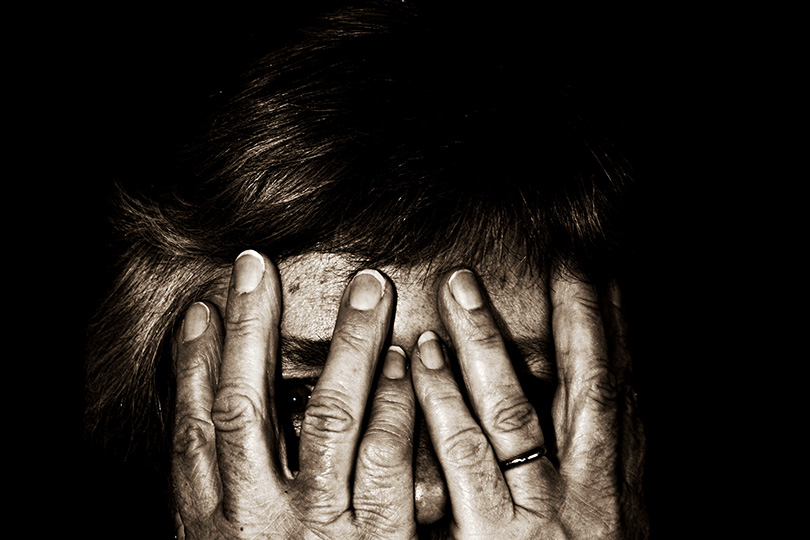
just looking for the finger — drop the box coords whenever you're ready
[438,269,545,463]
[295,269,394,518]
[353,346,416,534]
[550,271,619,487]
[438,269,558,512]
[603,282,646,497]
[411,331,513,528]
[602,281,632,384]
[172,301,224,526]
[212,250,284,521]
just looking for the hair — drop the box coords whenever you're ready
[85,0,634,469]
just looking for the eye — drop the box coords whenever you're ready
[279,378,316,470]
[286,380,313,414]
[279,378,317,441]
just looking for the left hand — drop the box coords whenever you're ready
[409,268,648,538]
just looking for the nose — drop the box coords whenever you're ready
[385,272,450,524]
[413,414,447,525]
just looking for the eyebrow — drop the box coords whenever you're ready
[281,336,332,369]
[280,334,556,380]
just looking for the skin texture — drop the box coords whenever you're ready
[171,250,648,539]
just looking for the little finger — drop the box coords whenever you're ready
[550,271,619,488]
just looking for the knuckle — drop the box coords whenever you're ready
[360,418,413,468]
[574,294,602,319]
[373,387,415,419]
[364,423,411,453]
[358,434,410,471]
[301,389,356,437]
[573,291,601,313]
[224,314,265,337]
[443,426,491,468]
[463,324,504,351]
[211,388,264,433]
[172,415,213,458]
[293,477,346,518]
[175,351,209,377]
[488,397,539,435]
[353,498,402,533]
[582,363,619,410]
[419,386,462,415]
[331,321,376,356]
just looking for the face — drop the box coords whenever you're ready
[207,251,555,526]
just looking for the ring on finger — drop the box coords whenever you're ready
[498,445,547,471]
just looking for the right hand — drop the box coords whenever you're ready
[171,250,418,539]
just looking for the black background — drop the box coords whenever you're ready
[15,3,773,538]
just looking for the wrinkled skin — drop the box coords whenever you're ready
[171,250,648,539]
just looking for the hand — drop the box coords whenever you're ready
[171,250,647,539]
[171,250,417,539]
[408,268,648,539]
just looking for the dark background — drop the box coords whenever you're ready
[17,3,773,538]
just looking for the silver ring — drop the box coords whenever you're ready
[499,445,547,471]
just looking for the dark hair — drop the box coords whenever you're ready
[85,0,633,465]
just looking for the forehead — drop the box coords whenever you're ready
[275,252,550,353]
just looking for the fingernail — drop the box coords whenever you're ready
[183,302,210,342]
[418,331,444,369]
[234,250,265,293]
[448,269,483,310]
[383,346,407,379]
[348,269,386,310]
